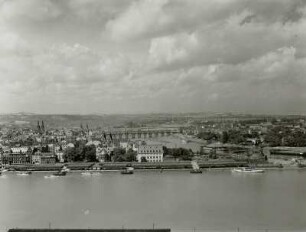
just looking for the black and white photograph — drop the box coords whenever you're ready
[1,0,306,231]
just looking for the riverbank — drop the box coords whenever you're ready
[3,160,288,172]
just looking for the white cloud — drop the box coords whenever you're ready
[0,0,306,114]
[0,31,26,53]
[0,0,63,22]
[105,0,171,41]
[148,33,198,67]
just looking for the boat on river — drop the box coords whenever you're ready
[44,170,67,178]
[44,175,59,179]
[121,166,134,174]
[298,163,306,168]
[1,167,8,173]
[52,170,67,176]
[81,170,100,176]
[81,170,93,176]
[61,165,70,172]
[44,165,71,178]
[0,166,9,175]
[16,171,32,176]
[190,161,202,174]
[232,167,264,173]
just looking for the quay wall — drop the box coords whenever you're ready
[6,161,253,171]
[100,161,249,170]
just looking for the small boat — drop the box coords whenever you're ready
[44,175,58,179]
[52,170,67,176]
[190,169,202,174]
[61,166,70,172]
[45,170,67,178]
[232,167,264,173]
[1,167,8,173]
[81,171,92,176]
[0,166,6,175]
[190,161,202,174]
[298,163,306,168]
[1,167,9,176]
[81,170,100,175]
[121,167,134,175]
[16,171,32,176]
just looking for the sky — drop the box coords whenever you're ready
[0,0,306,115]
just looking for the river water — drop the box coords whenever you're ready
[0,169,306,232]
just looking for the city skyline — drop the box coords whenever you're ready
[1,0,306,114]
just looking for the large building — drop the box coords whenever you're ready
[1,147,32,165]
[137,144,163,162]
[32,151,56,164]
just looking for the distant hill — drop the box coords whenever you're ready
[0,113,304,129]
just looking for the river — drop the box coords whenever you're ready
[0,169,306,232]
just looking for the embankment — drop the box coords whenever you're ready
[5,160,285,172]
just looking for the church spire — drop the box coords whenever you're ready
[37,121,41,133]
[41,120,45,133]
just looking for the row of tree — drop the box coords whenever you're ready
[108,148,137,162]
[197,130,260,145]
[197,126,306,147]
[163,146,194,160]
[264,126,306,147]
[63,141,97,162]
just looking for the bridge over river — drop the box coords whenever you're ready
[103,128,180,140]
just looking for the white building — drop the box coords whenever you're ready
[53,145,65,163]
[137,144,163,162]
[11,147,30,154]
[86,140,101,147]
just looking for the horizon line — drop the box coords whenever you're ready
[1,111,306,117]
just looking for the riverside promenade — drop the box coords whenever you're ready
[4,160,284,172]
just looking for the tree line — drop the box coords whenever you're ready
[264,126,306,147]
[63,140,97,162]
[197,130,260,145]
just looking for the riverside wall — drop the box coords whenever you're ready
[4,160,269,171]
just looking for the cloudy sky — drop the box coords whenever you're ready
[0,0,306,114]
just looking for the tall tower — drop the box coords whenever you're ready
[41,120,45,133]
[37,121,41,133]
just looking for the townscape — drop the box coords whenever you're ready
[1,113,306,172]
[2,0,306,230]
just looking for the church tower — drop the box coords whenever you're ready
[37,121,41,134]
[41,120,45,133]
